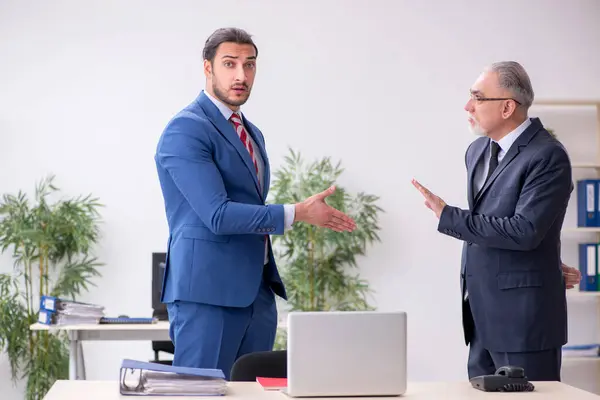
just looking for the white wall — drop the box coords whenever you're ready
[1,0,600,398]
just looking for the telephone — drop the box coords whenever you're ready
[470,366,535,392]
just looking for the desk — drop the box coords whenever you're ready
[42,380,600,400]
[30,321,170,380]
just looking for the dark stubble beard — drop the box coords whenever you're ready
[213,81,250,108]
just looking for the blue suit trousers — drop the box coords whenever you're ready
[167,278,277,380]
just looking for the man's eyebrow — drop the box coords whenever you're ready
[470,89,482,96]
[221,55,257,60]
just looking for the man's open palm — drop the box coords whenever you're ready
[295,186,357,232]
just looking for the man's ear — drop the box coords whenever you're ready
[502,100,516,120]
[203,59,212,79]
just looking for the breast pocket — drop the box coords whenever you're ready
[490,185,518,198]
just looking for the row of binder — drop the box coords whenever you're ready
[579,243,600,291]
[38,295,105,325]
[578,179,600,227]
[120,359,227,396]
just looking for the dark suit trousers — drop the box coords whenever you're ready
[466,299,562,381]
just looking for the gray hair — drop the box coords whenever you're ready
[202,27,258,63]
[486,61,534,109]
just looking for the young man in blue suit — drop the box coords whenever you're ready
[412,61,580,381]
[154,27,356,379]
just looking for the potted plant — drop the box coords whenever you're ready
[268,149,383,349]
[0,175,103,399]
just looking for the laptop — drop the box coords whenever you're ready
[285,310,407,397]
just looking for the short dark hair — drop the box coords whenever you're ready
[202,27,258,63]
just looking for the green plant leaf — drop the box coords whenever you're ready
[0,175,103,398]
[268,148,383,337]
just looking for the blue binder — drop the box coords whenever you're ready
[38,309,56,325]
[577,179,599,227]
[119,359,226,396]
[578,243,598,291]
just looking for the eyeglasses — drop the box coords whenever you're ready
[470,93,522,105]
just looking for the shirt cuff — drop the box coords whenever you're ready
[283,204,296,232]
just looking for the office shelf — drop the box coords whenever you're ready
[567,290,600,298]
[564,227,600,233]
[562,356,600,363]
[534,99,600,106]
[541,98,600,362]
[573,163,600,169]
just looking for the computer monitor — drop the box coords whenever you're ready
[151,252,167,319]
[285,311,407,397]
[150,252,174,361]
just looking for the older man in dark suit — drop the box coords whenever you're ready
[413,61,580,381]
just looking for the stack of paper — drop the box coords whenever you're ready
[120,359,227,396]
[38,295,105,325]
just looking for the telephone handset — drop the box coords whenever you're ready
[470,366,535,392]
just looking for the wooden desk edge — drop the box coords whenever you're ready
[30,321,169,331]
[43,380,600,399]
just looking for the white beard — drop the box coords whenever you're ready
[468,116,486,136]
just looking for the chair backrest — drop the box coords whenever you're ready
[230,350,287,381]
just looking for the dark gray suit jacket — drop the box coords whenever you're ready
[438,117,572,353]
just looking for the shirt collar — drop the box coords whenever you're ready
[494,117,531,153]
[203,89,242,122]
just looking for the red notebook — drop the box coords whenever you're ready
[256,377,287,390]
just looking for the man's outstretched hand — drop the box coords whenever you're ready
[294,185,356,232]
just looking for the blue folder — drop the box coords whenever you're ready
[579,243,598,291]
[577,179,599,227]
[119,359,226,396]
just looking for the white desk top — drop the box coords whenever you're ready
[30,321,169,332]
[42,380,600,400]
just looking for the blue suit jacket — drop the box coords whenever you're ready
[155,91,287,308]
[438,117,572,353]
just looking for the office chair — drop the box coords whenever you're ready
[151,334,174,365]
[230,350,287,381]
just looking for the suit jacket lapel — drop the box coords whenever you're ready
[468,141,487,209]
[197,94,262,198]
[474,118,542,207]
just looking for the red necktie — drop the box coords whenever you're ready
[230,113,258,176]
[231,113,269,261]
